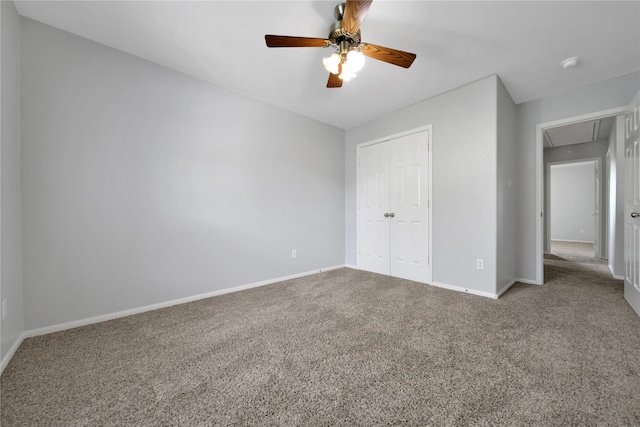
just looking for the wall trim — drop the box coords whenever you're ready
[24,265,345,339]
[1,333,25,376]
[550,239,596,244]
[608,265,624,280]
[514,277,541,285]
[429,281,498,300]
[497,279,517,297]
[344,264,359,270]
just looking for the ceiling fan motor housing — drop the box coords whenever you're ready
[328,16,361,53]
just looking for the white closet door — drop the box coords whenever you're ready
[389,132,430,282]
[358,142,390,275]
[357,129,431,283]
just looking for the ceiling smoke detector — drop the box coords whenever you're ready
[561,57,580,69]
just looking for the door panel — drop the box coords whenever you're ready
[389,132,430,282]
[624,107,640,317]
[358,143,389,275]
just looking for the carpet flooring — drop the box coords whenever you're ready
[549,240,598,263]
[2,252,639,426]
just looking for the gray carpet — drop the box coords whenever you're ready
[549,240,599,264]
[2,256,639,425]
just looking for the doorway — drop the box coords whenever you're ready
[548,160,600,259]
[536,107,629,284]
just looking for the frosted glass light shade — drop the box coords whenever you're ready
[322,53,341,75]
[339,50,365,81]
[346,50,365,72]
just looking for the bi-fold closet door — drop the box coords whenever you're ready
[357,129,431,283]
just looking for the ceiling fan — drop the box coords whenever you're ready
[265,0,416,88]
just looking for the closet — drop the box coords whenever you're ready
[357,129,431,283]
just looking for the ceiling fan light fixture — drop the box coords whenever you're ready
[337,49,365,81]
[339,70,356,81]
[346,50,365,73]
[323,53,341,75]
[265,0,416,88]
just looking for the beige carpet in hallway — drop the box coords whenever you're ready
[2,259,639,425]
[549,240,597,261]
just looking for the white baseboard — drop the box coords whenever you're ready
[497,279,517,297]
[514,277,541,285]
[24,264,345,339]
[551,239,595,244]
[1,332,25,376]
[608,265,624,280]
[429,281,498,299]
[344,264,359,270]
[438,277,542,301]
[430,277,541,299]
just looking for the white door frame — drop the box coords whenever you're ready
[546,158,601,255]
[535,106,632,284]
[356,125,433,284]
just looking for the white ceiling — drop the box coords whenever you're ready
[14,1,640,130]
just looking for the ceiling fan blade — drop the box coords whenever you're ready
[362,43,416,68]
[342,0,373,34]
[265,35,330,48]
[327,57,345,88]
[327,73,343,88]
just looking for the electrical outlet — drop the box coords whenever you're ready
[476,259,484,270]
[291,249,297,259]
[2,299,7,321]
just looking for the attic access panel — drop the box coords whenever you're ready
[544,120,600,148]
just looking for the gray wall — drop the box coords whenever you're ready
[1,0,24,365]
[549,162,597,242]
[346,75,498,295]
[21,19,345,330]
[496,77,517,292]
[514,72,640,282]
[544,140,608,253]
[610,115,626,277]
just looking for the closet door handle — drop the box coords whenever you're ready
[389,213,395,218]
[384,213,390,218]
[632,212,640,219]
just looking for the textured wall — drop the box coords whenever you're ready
[1,0,24,366]
[21,19,345,330]
[514,72,640,282]
[346,76,498,295]
[497,77,517,291]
